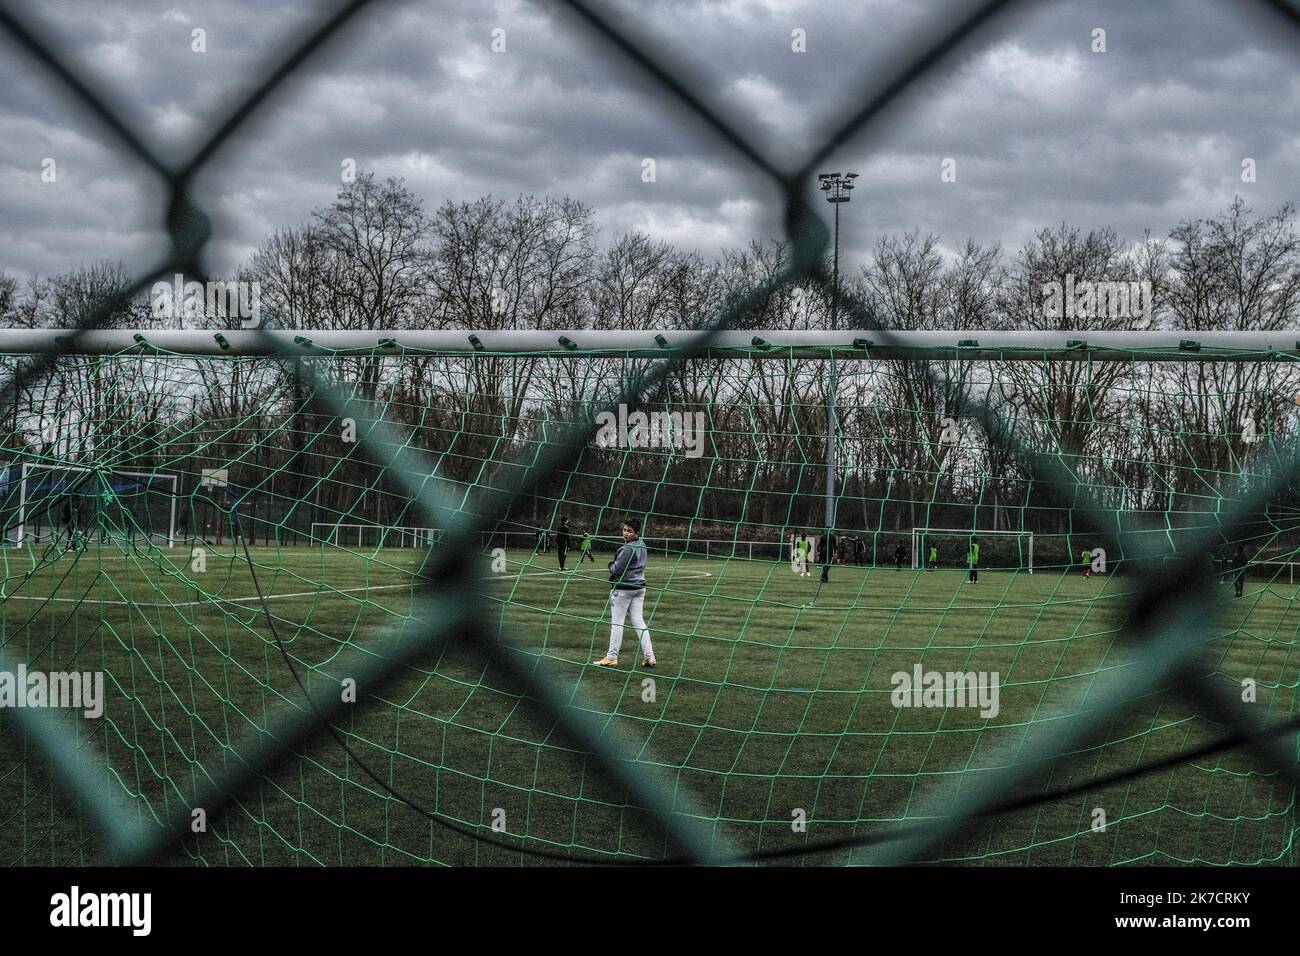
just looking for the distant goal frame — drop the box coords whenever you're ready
[1,462,179,548]
[911,527,1034,573]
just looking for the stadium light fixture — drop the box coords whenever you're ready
[818,170,858,582]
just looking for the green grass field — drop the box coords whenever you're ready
[1,541,1296,866]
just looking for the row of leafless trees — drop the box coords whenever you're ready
[3,179,1300,560]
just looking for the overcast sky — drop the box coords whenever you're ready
[1,0,1298,283]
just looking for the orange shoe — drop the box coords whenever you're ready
[593,657,618,667]
[641,657,657,668]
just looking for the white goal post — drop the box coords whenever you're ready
[911,527,1034,573]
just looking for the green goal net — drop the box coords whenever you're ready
[1,336,1297,866]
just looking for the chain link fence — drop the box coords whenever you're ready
[1,0,1298,865]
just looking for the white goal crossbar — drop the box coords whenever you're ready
[1,328,1297,361]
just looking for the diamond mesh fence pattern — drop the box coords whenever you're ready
[0,0,1298,866]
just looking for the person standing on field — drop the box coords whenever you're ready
[795,534,812,577]
[61,496,78,549]
[556,516,571,571]
[594,517,655,668]
[894,540,906,571]
[579,530,595,563]
[967,537,980,584]
[1080,547,1092,578]
[1233,545,1246,598]
[928,543,938,570]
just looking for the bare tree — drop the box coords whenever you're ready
[1000,225,1136,507]
[425,195,597,488]
[859,231,974,531]
[313,173,432,331]
[1162,199,1300,500]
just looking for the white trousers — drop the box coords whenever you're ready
[606,588,653,661]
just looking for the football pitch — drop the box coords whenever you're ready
[1,543,1296,866]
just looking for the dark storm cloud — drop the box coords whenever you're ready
[1,0,1297,281]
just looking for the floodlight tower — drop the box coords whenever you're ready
[817,171,857,582]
